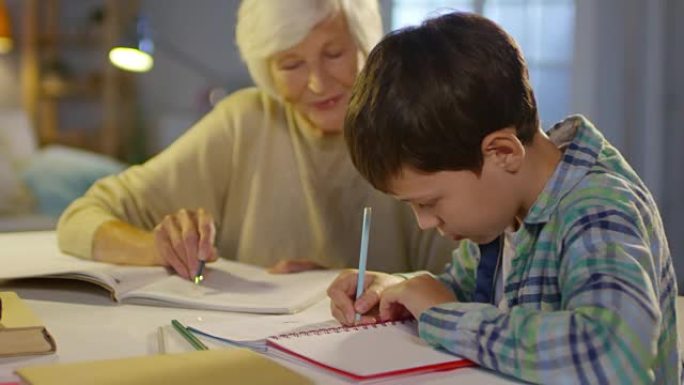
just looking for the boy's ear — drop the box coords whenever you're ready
[481,127,525,173]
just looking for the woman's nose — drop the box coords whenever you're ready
[307,64,330,94]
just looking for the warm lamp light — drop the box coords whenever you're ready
[109,16,154,72]
[109,47,153,72]
[0,0,13,54]
[110,13,228,109]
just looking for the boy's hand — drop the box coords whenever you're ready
[327,270,404,326]
[153,208,218,279]
[379,274,457,321]
[268,259,326,274]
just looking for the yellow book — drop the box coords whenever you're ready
[16,349,313,385]
[0,292,56,358]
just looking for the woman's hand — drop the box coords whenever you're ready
[327,269,404,326]
[153,208,218,279]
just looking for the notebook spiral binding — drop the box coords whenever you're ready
[271,319,413,340]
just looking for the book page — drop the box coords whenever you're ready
[95,266,170,296]
[0,232,107,279]
[123,259,340,314]
[0,232,337,314]
[0,232,169,298]
[267,320,470,379]
[184,299,338,348]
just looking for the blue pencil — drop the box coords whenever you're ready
[354,207,372,322]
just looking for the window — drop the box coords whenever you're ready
[391,0,576,128]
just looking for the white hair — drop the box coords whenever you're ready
[235,0,383,99]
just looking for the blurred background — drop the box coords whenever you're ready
[0,0,681,290]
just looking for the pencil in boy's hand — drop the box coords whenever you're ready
[354,207,373,322]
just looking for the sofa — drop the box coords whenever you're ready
[0,109,125,232]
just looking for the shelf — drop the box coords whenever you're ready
[37,32,105,48]
[22,0,138,160]
[39,75,103,99]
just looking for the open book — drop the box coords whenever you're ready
[0,231,339,314]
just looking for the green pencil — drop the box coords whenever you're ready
[171,319,209,351]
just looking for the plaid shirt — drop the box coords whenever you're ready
[419,115,680,384]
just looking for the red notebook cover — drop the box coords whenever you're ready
[266,320,474,382]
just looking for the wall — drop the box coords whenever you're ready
[137,0,250,154]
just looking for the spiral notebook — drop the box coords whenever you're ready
[265,319,474,382]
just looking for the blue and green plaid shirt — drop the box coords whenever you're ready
[419,115,680,384]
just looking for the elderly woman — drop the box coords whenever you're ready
[57,0,455,279]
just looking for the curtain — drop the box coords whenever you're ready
[573,0,684,292]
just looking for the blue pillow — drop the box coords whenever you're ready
[21,145,126,217]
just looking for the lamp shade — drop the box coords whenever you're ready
[0,0,13,54]
[109,16,154,72]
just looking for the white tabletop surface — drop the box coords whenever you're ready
[0,279,523,384]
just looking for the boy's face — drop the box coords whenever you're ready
[388,161,521,245]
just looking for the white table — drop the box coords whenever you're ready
[0,279,522,384]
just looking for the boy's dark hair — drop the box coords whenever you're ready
[344,12,539,192]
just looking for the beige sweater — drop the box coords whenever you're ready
[57,88,456,273]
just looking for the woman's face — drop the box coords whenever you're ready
[270,13,359,134]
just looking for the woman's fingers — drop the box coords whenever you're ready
[197,208,218,262]
[154,224,190,278]
[160,214,185,258]
[177,209,200,274]
[153,208,218,281]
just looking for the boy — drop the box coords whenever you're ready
[327,12,680,384]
